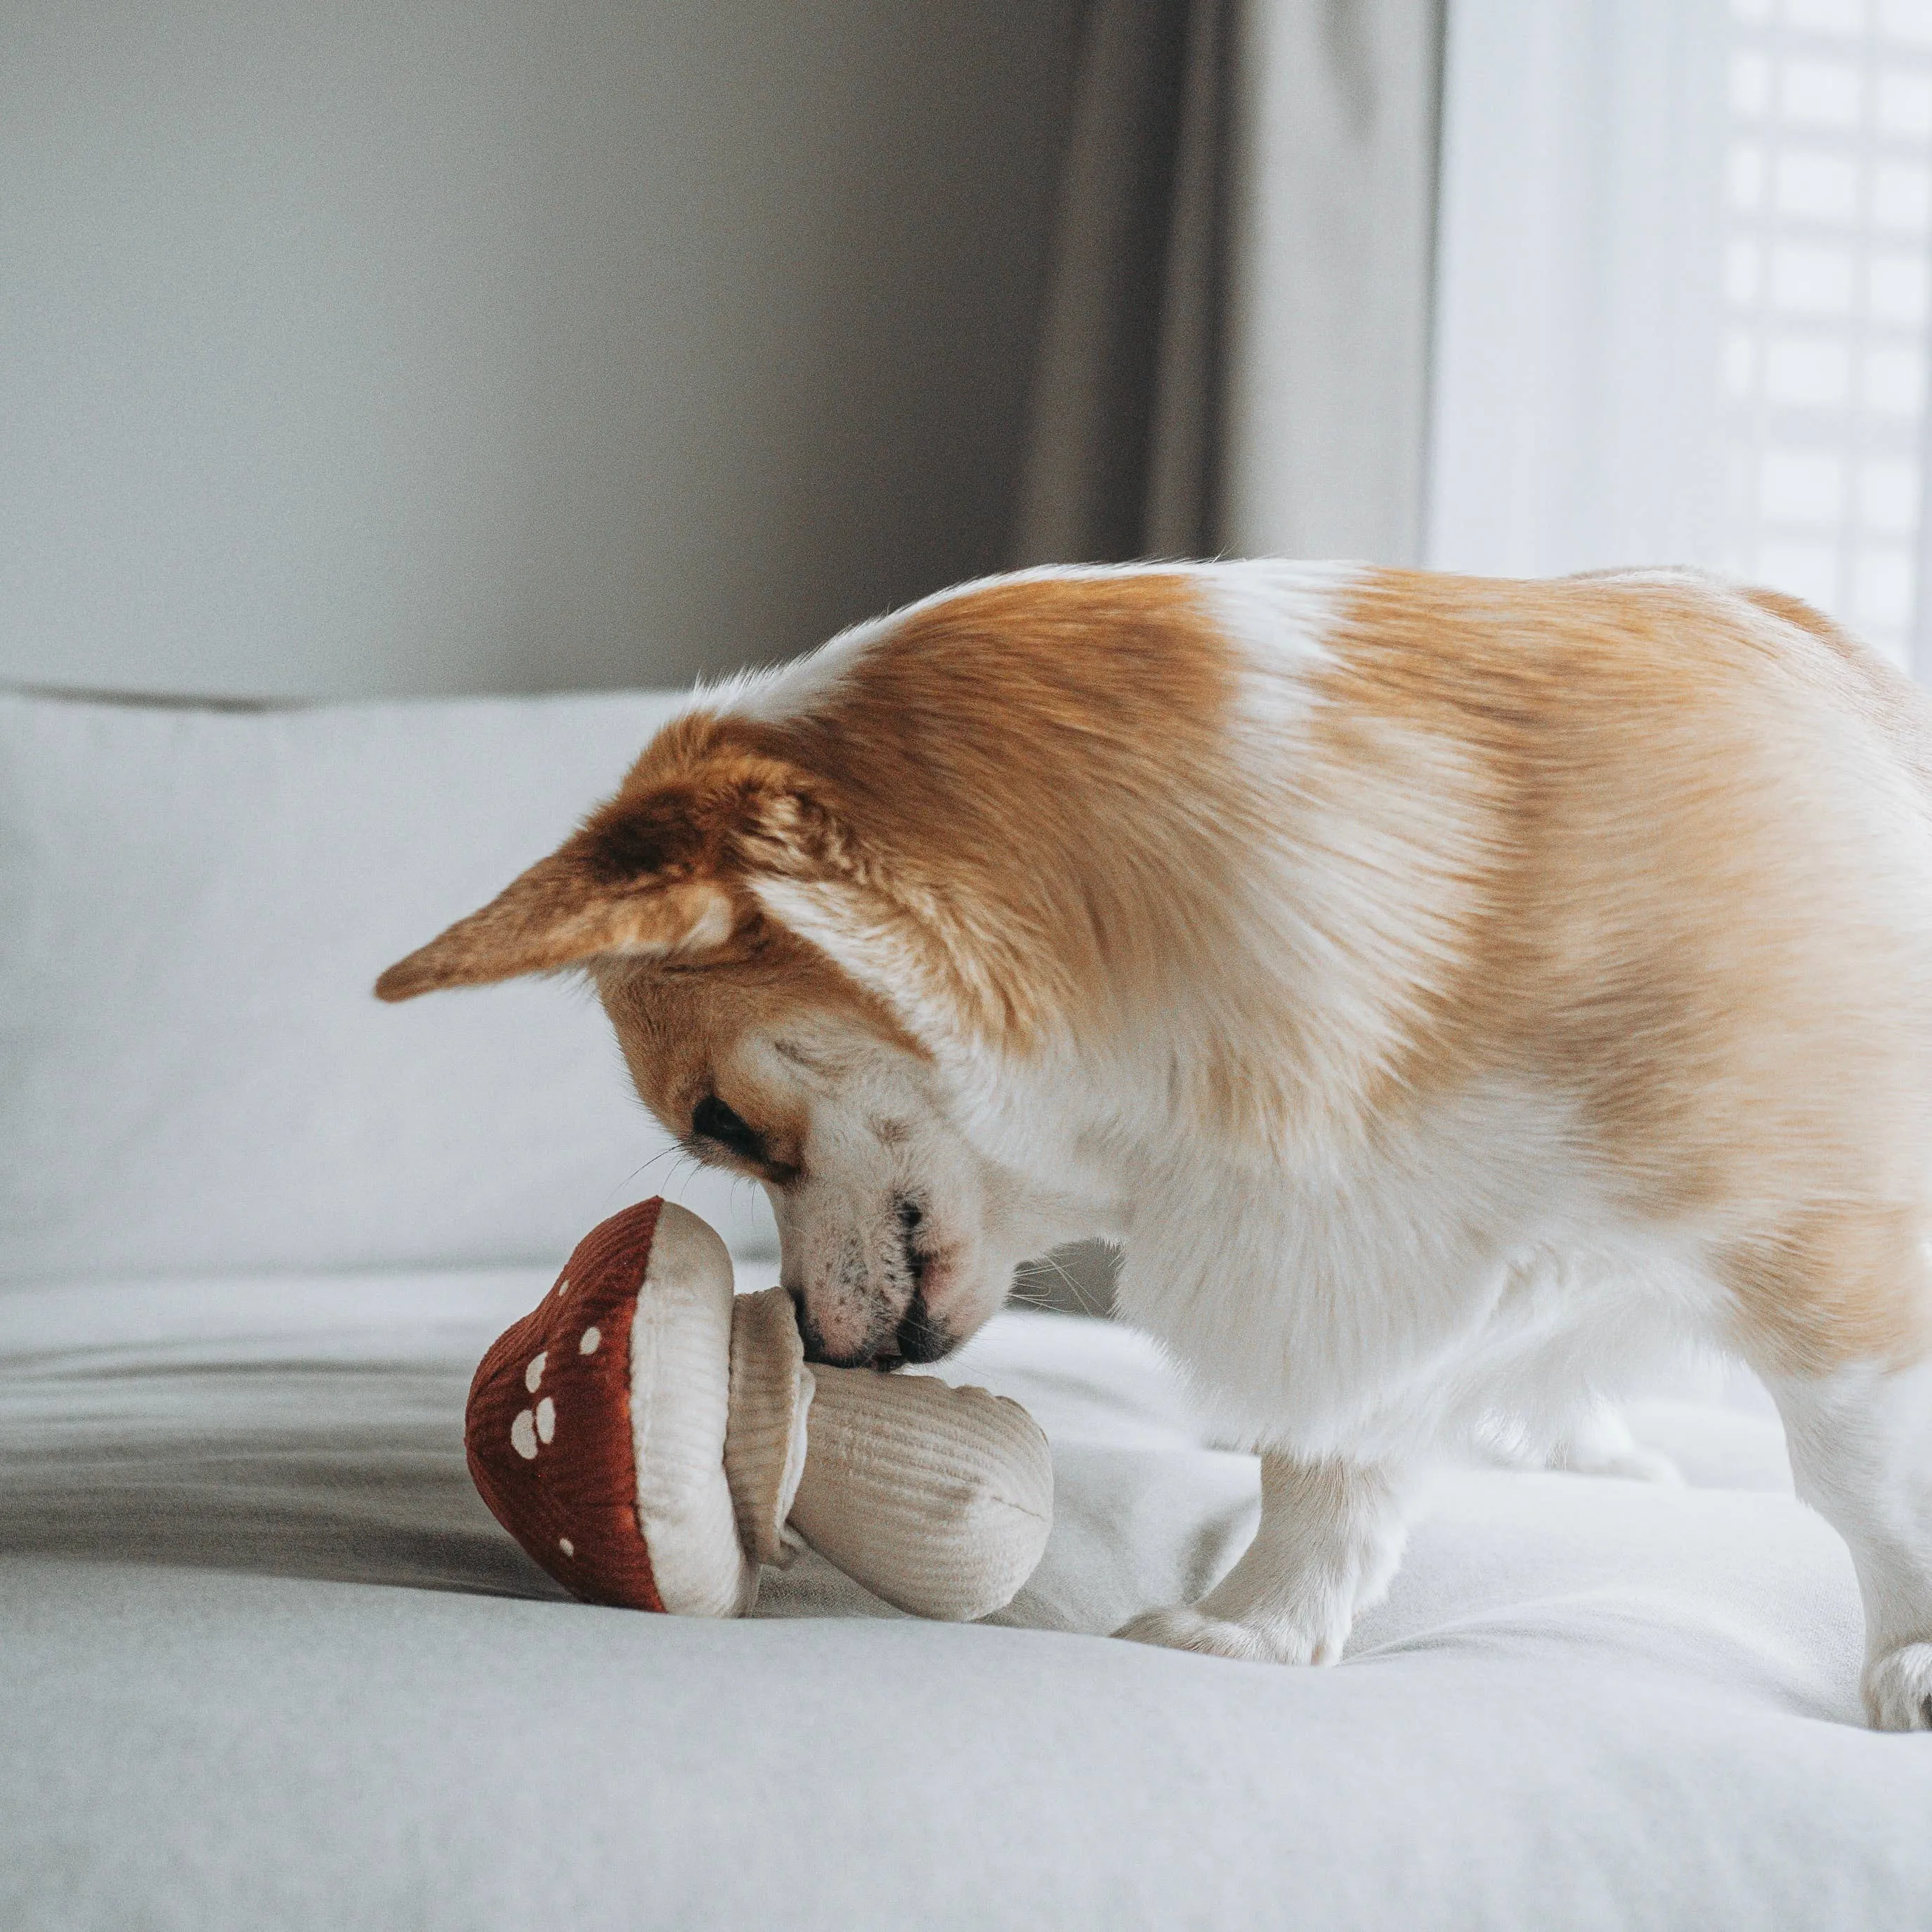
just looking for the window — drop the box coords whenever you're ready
[1429,0,1932,674]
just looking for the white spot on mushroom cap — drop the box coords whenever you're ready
[580,1326,601,1355]
[525,1351,547,1392]
[558,1537,575,1557]
[536,1395,556,1444]
[556,1277,570,1297]
[511,1409,538,1459]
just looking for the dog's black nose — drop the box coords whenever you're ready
[892,1286,951,1364]
[790,1287,951,1369]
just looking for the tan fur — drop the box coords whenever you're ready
[740,570,1248,1050]
[381,564,1932,1375]
[379,568,1258,1166]
[1314,568,1932,1371]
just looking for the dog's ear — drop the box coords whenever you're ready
[374,748,844,1002]
[372,856,738,1001]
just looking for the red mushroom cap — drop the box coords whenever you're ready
[466,1197,669,1609]
[466,1196,754,1615]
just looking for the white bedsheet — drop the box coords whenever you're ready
[4,1272,1929,1930]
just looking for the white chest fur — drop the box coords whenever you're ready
[1107,1079,1714,1460]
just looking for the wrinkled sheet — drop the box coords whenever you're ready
[3,1271,1930,1931]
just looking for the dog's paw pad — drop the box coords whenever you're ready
[1865,1643,1932,1731]
[1113,1605,1324,1665]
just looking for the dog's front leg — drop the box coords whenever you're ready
[1115,1452,1411,1664]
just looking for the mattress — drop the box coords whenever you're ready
[4,1270,1930,1931]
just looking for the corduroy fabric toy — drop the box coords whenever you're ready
[466,1198,1053,1621]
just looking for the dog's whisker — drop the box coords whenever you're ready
[1054,1262,1104,1319]
[596,1142,689,1214]
[1011,1249,1104,1318]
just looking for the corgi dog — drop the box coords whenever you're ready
[379,561,1932,1730]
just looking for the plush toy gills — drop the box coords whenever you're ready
[466,1199,1052,1621]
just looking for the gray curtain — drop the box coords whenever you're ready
[1012,0,1447,569]
[1009,0,1445,1314]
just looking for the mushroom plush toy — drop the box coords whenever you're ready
[466,1198,1053,1621]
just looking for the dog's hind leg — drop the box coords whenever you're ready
[1769,1355,1932,1729]
[1115,1452,1411,1665]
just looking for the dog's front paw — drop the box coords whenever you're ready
[1865,1642,1932,1731]
[1113,1604,1333,1665]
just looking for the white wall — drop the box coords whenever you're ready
[1,1,1079,699]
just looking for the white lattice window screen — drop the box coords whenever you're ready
[1721,0,1932,671]
[1430,0,1932,678]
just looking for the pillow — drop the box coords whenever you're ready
[0,686,778,1285]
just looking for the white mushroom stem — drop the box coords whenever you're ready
[723,1284,814,1569]
[788,1362,1055,1621]
[724,1287,1053,1621]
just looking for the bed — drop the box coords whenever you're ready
[4,686,1929,1930]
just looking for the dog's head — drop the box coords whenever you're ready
[375,710,1077,1366]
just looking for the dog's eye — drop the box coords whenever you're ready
[692,1094,763,1162]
